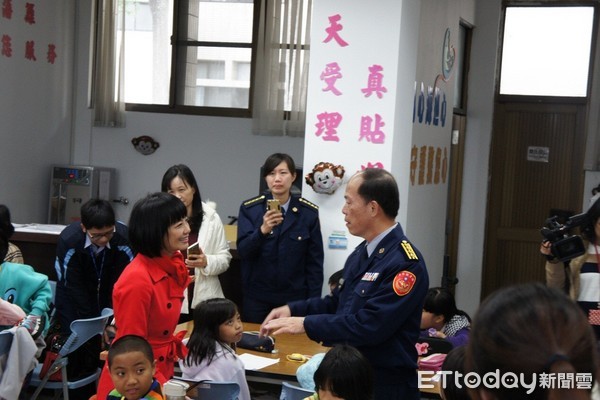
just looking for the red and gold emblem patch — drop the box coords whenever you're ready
[393,271,416,296]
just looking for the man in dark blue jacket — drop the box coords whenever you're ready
[261,168,429,400]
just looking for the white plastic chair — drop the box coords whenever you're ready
[280,381,315,400]
[28,308,113,400]
[193,381,240,400]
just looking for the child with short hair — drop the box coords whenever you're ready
[179,298,250,400]
[107,335,163,400]
[305,344,373,400]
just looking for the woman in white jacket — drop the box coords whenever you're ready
[162,165,232,312]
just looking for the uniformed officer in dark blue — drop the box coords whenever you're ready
[237,153,324,323]
[260,168,429,400]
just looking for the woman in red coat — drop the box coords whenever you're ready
[97,192,191,398]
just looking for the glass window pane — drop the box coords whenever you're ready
[181,47,251,107]
[123,0,174,105]
[500,6,593,97]
[197,0,254,43]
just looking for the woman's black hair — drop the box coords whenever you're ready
[423,287,470,323]
[185,298,238,367]
[466,283,598,400]
[313,344,373,400]
[161,164,204,233]
[0,205,15,238]
[128,192,187,258]
[261,153,296,178]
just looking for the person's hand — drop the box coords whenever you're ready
[540,240,553,256]
[260,209,284,235]
[261,317,306,336]
[186,253,207,269]
[19,314,42,338]
[260,305,291,336]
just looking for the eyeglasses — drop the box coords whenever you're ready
[87,227,116,241]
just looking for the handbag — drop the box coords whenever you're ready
[237,331,276,353]
[39,333,64,381]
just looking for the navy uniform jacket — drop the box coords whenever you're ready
[289,224,428,385]
[54,221,134,332]
[237,194,324,304]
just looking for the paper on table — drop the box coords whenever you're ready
[238,353,280,370]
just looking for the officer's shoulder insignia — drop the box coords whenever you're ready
[242,195,265,208]
[393,271,416,296]
[299,197,319,211]
[400,240,419,261]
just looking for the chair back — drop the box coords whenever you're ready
[0,330,12,357]
[194,381,240,400]
[59,307,113,357]
[280,381,314,400]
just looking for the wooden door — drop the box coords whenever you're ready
[481,100,586,299]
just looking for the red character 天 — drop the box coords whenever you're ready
[358,113,385,144]
[315,112,342,142]
[1,34,12,57]
[47,44,57,64]
[323,14,348,47]
[2,0,13,19]
[361,64,387,99]
[25,40,36,61]
[320,62,342,96]
[24,2,34,24]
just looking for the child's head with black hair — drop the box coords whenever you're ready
[108,335,156,400]
[313,344,373,400]
[440,346,469,400]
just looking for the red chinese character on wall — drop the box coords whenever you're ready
[358,114,385,144]
[315,112,342,142]
[323,14,348,47]
[25,40,36,61]
[2,0,13,19]
[320,62,343,96]
[1,34,12,57]
[361,64,387,99]
[47,44,57,64]
[24,2,35,24]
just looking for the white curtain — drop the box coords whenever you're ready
[93,0,126,128]
[252,0,312,137]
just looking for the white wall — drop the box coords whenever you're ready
[454,0,501,316]
[0,0,75,223]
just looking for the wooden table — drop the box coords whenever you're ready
[175,321,329,383]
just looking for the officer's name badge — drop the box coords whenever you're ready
[361,272,379,282]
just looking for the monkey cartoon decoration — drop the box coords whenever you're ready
[131,135,160,155]
[305,161,345,195]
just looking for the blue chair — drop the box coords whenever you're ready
[28,308,113,400]
[280,381,314,400]
[193,381,240,400]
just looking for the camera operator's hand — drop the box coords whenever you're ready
[540,240,552,256]
[540,240,558,262]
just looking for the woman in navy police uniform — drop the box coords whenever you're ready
[237,153,324,323]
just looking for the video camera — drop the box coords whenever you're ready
[540,212,588,263]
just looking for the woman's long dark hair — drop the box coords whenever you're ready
[161,164,204,233]
[185,298,237,367]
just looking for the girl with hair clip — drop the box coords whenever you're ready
[542,193,600,339]
[466,282,599,400]
[420,287,471,347]
[179,298,251,400]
